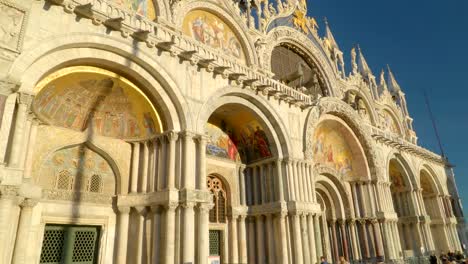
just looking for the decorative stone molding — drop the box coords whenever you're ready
[0,78,20,95]
[304,97,384,180]
[42,189,113,204]
[0,0,27,53]
[0,185,18,198]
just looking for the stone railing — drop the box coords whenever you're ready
[46,0,315,108]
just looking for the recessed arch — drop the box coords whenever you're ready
[311,115,370,181]
[175,1,258,66]
[197,87,292,161]
[8,33,189,131]
[264,27,339,97]
[343,87,378,126]
[33,66,163,140]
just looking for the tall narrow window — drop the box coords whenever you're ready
[207,175,228,224]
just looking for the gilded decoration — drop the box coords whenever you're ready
[33,66,162,140]
[40,145,115,194]
[182,10,245,62]
[112,0,156,20]
[312,123,354,177]
[389,162,406,191]
[206,107,272,163]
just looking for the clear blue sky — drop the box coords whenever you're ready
[307,0,468,210]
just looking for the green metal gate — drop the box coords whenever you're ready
[39,225,100,264]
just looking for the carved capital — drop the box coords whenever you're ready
[166,201,178,211]
[165,131,179,142]
[20,198,38,208]
[181,201,196,209]
[0,79,20,96]
[150,205,162,214]
[17,92,34,107]
[118,206,131,214]
[135,206,148,216]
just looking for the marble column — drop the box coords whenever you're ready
[12,199,37,264]
[150,206,162,264]
[266,214,275,264]
[359,219,370,260]
[0,188,17,264]
[287,160,296,200]
[116,207,130,264]
[371,219,384,260]
[182,202,195,263]
[339,220,349,261]
[134,206,147,264]
[256,215,266,264]
[196,135,208,190]
[198,204,211,264]
[277,212,289,264]
[293,214,304,264]
[314,214,323,261]
[239,165,247,205]
[230,215,239,264]
[166,132,178,190]
[330,220,339,262]
[248,217,256,264]
[130,142,140,193]
[23,116,39,179]
[348,219,360,261]
[164,202,177,264]
[9,93,33,168]
[301,214,311,264]
[307,214,317,264]
[275,159,285,202]
[238,215,248,264]
[140,142,149,192]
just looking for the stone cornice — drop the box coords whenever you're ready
[371,128,446,165]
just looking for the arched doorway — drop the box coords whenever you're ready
[420,169,449,253]
[389,158,433,257]
[204,102,281,264]
[32,66,164,263]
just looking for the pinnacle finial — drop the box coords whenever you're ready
[357,45,372,76]
[386,65,401,92]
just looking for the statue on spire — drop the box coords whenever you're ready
[350,46,358,74]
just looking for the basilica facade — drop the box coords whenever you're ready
[0,0,465,263]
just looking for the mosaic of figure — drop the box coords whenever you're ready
[40,145,115,193]
[382,110,399,134]
[183,10,245,62]
[112,0,156,20]
[389,163,405,191]
[205,120,272,163]
[313,124,354,177]
[34,67,160,140]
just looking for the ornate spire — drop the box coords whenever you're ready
[324,18,339,50]
[357,45,372,76]
[386,65,401,93]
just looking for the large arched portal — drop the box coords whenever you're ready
[388,158,434,257]
[204,102,280,264]
[312,115,385,263]
[33,66,166,264]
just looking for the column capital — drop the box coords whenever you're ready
[150,205,162,213]
[165,131,179,142]
[195,134,210,144]
[117,206,131,214]
[338,219,347,226]
[20,198,38,208]
[134,206,148,216]
[166,201,178,211]
[238,214,247,221]
[347,218,356,226]
[17,92,34,107]
[0,78,20,96]
[0,185,18,198]
[358,218,367,225]
[180,130,197,139]
[181,201,197,209]
[369,218,379,225]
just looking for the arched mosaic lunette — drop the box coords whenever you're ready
[305,97,383,180]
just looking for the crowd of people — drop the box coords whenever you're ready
[431,251,466,264]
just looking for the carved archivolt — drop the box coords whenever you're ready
[172,0,258,66]
[263,27,339,97]
[304,97,384,180]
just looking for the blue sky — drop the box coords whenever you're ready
[306,0,468,209]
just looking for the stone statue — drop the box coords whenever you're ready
[357,98,367,117]
[345,91,356,108]
[350,47,358,74]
